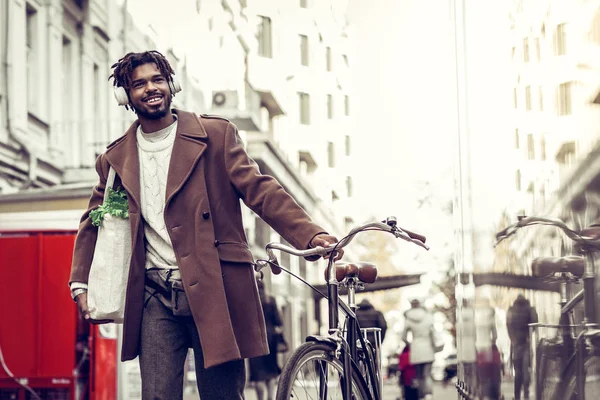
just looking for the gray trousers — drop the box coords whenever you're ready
[139,295,246,400]
[414,362,433,397]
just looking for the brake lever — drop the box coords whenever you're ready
[494,225,516,247]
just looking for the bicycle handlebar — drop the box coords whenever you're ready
[258,217,429,274]
[495,216,586,246]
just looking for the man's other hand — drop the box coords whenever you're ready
[75,292,112,324]
[310,233,344,261]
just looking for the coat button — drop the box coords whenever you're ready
[214,240,220,247]
[202,211,210,220]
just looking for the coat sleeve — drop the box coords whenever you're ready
[69,154,109,285]
[223,122,326,252]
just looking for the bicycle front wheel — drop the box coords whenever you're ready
[553,355,600,399]
[276,341,371,400]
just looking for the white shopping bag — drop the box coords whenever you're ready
[87,167,132,323]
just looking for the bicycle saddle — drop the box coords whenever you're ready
[575,223,600,252]
[324,262,378,284]
[531,256,584,278]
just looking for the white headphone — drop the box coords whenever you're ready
[113,75,182,106]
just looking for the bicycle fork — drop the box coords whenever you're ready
[576,251,600,400]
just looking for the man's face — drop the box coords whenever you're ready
[127,63,172,120]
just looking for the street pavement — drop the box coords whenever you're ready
[183,379,460,399]
[183,377,519,399]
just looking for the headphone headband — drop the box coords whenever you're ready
[113,74,182,106]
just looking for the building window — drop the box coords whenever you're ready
[93,63,100,154]
[327,141,335,168]
[331,190,339,202]
[516,170,522,191]
[326,46,332,71]
[300,0,308,7]
[554,23,567,55]
[326,94,333,119]
[557,82,572,116]
[535,38,541,61]
[62,36,73,139]
[344,95,350,116]
[346,176,353,197]
[592,11,600,45]
[541,135,546,160]
[298,92,310,125]
[345,135,351,156]
[513,88,518,108]
[525,86,532,110]
[527,134,535,160]
[26,3,39,114]
[300,35,309,66]
[515,128,520,149]
[257,16,272,58]
[538,86,544,111]
[523,38,530,62]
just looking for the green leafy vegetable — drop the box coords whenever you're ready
[90,187,130,227]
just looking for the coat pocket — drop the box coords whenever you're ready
[216,241,254,264]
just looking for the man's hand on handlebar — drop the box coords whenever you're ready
[310,233,344,261]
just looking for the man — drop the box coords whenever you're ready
[507,294,538,400]
[69,50,341,400]
[355,298,387,345]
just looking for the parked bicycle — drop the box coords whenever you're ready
[496,216,600,400]
[253,216,429,400]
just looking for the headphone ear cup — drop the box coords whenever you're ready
[113,86,129,106]
[169,75,182,95]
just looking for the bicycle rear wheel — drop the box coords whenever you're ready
[276,341,371,400]
[553,355,600,399]
[356,340,380,397]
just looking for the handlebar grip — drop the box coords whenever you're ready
[403,228,426,244]
[269,258,282,275]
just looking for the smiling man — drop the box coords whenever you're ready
[68,50,342,400]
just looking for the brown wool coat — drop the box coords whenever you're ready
[69,109,326,368]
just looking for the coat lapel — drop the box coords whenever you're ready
[104,122,141,208]
[165,109,208,206]
[103,109,208,211]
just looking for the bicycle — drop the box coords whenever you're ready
[253,216,429,400]
[495,216,600,400]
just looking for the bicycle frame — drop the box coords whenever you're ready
[324,258,382,399]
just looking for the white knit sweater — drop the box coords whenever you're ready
[69,119,179,295]
[136,119,179,270]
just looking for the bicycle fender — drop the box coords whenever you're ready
[306,335,338,347]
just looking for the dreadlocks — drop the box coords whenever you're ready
[109,50,174,90]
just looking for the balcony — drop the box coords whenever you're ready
[210,81,285,131]
[245,132,317,213]
[210,83,261,132]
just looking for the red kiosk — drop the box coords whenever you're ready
[0,212,117,399]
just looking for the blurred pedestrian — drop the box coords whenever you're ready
[402,299,435,400]
[507,294,538,400]
[475,296,501,399]
[398,344,419,400]
[356,298,388,346]
[249,280,284,400]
